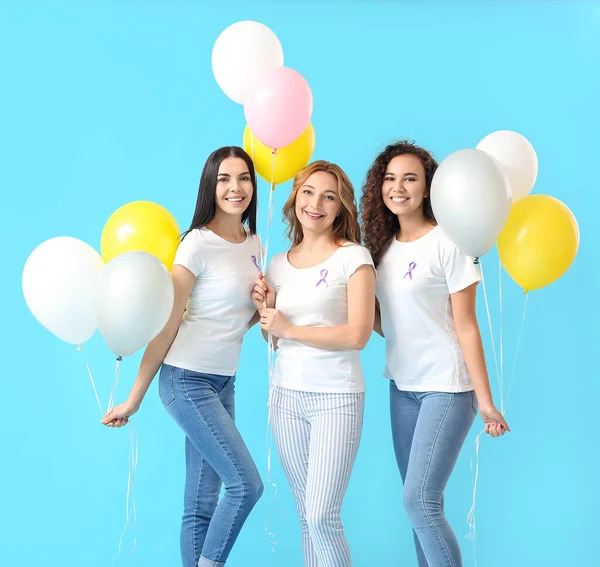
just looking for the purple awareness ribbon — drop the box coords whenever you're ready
[403,261,417,280]
[251,255,261,272]
[316,269,328,287]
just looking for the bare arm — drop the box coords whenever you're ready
[101,265,197,424]
[265,265,376,351]
[451,283,510,435]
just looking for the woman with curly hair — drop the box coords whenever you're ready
[252,160,375,567]
[360,141,509,567]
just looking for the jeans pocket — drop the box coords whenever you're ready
[159,365,176,407]
[471,390,479,415]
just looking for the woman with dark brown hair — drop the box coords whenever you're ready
[252,160,375,567]
[360,141,508,567]
[103,147,264,567]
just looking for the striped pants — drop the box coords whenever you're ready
[269,385,365,567]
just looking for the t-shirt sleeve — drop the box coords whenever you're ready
[343,245,376,281]
[173,230,205,277]
[440,237,481,294]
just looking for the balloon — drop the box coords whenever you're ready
[244,67,313,149]
[212,21,284,104]
[498,194,579,291]
[22,237,103,344]
[97,251,174,358]
[243,123,315,184]
[430,149,512,258]
[477,130,538,202]
[101,201,181,270]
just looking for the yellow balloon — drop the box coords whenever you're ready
[101,201,181,270]
[498,194,579,291]
[244,123,315,185]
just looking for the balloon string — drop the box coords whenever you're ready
[260,150,283,550]
[107,357,123,413]
[498,255,504,414]
[76,344,104,417]
[260,150,277,273]
[503,293,529,416]
[466,267,529,567]
[466,429,483,567]
[250,131,262,248]
[111,423,139,566]
[478,261,502,410]
[464,259,499,567]
[264,334,284,551]
[130,424,139,562]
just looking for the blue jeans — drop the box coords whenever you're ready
[159,364,264,567]
[390,382,477,567]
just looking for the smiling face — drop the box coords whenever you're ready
[282,160,362,246]
[294,170,341,236]
[214,156,254,217]
[381,154,428,220]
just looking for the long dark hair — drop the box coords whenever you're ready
[360,140,438,266]
[183,146,258,238]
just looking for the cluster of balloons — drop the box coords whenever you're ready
[22,201,180,358]
[212,20,316,184]
[431,130,579,292]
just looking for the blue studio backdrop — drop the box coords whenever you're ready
[1,1,598,566]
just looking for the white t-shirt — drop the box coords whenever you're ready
[376,226,481,393]
[266,243,374,393]
[164,226,262,376]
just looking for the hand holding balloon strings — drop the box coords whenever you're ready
[455,131,579,552]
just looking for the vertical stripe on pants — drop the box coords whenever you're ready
[270,385,364,567]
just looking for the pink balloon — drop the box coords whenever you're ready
[244,67,313,149]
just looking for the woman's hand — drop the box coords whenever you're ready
[101,401,138,428]
[252,273,275,310]
[260,308,291,339]
[480,403,510,437]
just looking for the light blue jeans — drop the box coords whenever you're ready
[159,364,264,567]
[390,382,477,567]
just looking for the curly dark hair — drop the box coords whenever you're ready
[360,140,438,266]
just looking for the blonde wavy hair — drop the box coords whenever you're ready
[282,160,361,246]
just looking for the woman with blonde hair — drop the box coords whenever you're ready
[252,160,375,566]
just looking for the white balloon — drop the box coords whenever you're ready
[97,251,174,358]
[22,237,103,344]
[476,130,538,202]
[212,20,284,104]
[431,149,512,258]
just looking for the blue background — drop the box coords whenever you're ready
[2,1,598,566]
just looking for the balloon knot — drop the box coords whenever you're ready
[116,356,123,362]
[473,257,480,265]
[524,289,529,295]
